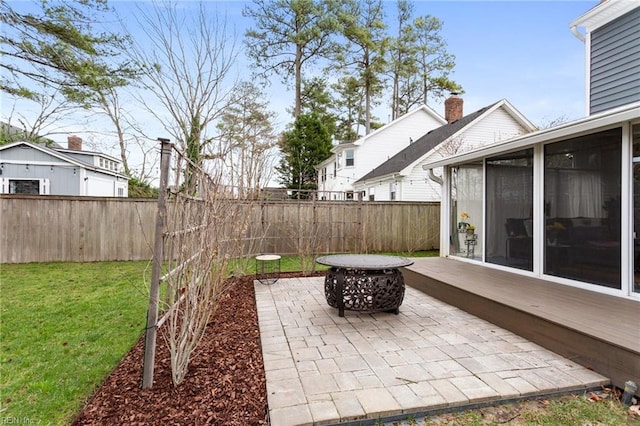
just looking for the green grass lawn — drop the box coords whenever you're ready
[2,254,635,426]
[1,261,152,425]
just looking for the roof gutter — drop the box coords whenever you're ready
[421,102,640,170]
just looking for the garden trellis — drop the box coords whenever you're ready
[142,139,255,388]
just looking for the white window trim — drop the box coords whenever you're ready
[1,177,50,195]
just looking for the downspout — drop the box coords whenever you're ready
[427,168,443,185]
[570,25,585,42]
[570,23,589,116]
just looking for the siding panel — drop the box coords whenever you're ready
[590,7,640,114]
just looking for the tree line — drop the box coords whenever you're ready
[0,0,459,194]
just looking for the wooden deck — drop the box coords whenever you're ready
[403,257,640,391]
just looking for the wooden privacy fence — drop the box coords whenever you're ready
[0,195,440,264]
[0,195,158,263]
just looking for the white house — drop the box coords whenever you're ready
[315,105,446,200]
[354,98,536,201]
[421,0,640,300]
[0,136,129,197]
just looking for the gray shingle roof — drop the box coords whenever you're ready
[356,102,499,183]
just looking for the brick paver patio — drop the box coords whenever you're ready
[254,277,608,426]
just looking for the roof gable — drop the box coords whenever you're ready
[0,141,84,166]
[0,141,128,179]
[356,102,500,182]
[353,104,446,146]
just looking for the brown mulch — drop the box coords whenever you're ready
[72,272,319,426]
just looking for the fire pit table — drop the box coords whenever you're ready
[316,254,414,317]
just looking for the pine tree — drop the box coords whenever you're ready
[276,114,332,195]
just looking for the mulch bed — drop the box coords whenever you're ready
[73,272,318,425]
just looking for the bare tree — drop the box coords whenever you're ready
[213,81,278,193]
[85,85,157,179]
[538,114,568,130]
[1,90,79,145]
[161,182,246,385]
[130,1,239,170]
[434,135,467,158]
[282,199,326,274]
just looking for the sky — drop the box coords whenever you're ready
[2,0,597,168]
[198,0,594,127]
[404,0,594,125]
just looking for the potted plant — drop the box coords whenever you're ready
[458,212,470,232]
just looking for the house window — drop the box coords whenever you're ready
[368,187,375,201]
[544,128,622,289]
[4,178,50,195]
[486,149,534,272]
[390,182,397,200]
[345,149,354,167]
[346,191,354,200]
[117,187,124,197]
[321,167,327,182]
[10,180,39,194]
[333,162,337,177]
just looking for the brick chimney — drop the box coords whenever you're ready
[444,93,463,124]
[68,135,82,151]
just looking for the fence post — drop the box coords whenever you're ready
[356,191,363,253]
[142,138,172,389]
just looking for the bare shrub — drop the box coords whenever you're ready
[282,200,327,274]
[144,143,249,387]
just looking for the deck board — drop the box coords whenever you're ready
[403,257,640,390]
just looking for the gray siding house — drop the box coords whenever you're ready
[0,136,128,197]
[571,1,640,114]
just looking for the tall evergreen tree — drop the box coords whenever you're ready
[299,77,338,138]
[406,15,461,108]
[276,114,332,193]
[332,76,363,142]
[388,0,416,120]
[335,0,388,135]
[243,0,337,118]
[386,3,461,116]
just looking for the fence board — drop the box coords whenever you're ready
[0,195,439,263]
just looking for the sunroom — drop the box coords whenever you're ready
[423,102,640,300]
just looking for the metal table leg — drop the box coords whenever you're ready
[336,267,345,317]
